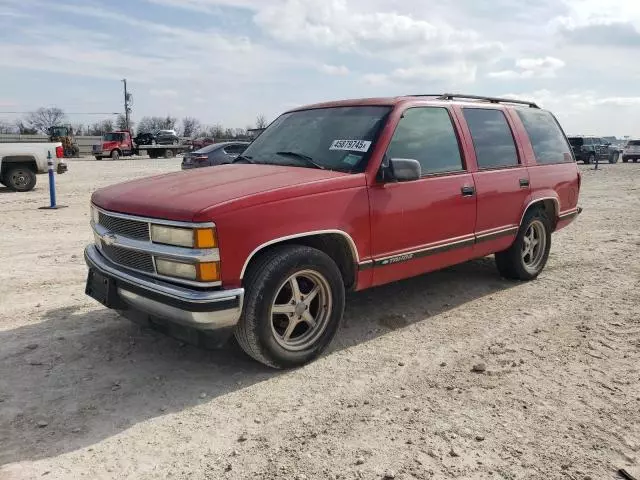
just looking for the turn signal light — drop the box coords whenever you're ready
[196,261,220,282]
[195,228,217,248]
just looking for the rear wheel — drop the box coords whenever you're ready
[164,149,174,159]
[495,208,551,281]
[4,166,37,192]
[235,245,345,369]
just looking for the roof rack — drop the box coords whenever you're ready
[407,93,539,109]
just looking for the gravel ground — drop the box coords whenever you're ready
[1,159,639,480]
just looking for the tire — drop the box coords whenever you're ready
[164,149,174,159]
[622,157,629,163]
[4,166,37,192]
[110,150,120,160]
[495,208,552,281]
[609,152,619,164]
[173,139,179,146]
[585,153,595,164]
[235,245,346,369]
[634,159,639,163]
[95,156,103,161]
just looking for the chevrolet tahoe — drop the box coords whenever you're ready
[84,93,582,368]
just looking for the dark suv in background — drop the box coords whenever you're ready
[568,136,620,164]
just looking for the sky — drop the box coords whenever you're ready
[1,0,640,136]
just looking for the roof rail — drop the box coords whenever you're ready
[407,93,539,109]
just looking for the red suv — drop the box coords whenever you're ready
[84,93,582,368]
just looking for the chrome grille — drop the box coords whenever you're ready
[101,243,155,273]
[98,212,150,240]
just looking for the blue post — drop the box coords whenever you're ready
[47,150,56,207]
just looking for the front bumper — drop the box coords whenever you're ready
[84,244,244,339]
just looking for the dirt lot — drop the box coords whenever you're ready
[1,159,639,480]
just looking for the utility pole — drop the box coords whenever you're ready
[122,78,132,131]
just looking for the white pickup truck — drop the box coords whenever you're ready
[0,143,68,192]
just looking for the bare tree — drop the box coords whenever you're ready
[255,114,268,129]
[137,116,178,134]
[116,114,133,131]
[87,120,115,136]
[0,120,15,134]
[181,117,201,138]
[25,107,66,134]
[15,121,38,135]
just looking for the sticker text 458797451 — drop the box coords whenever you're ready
[329,139,372,153]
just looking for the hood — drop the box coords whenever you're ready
[102,140,119,148]
[91,164,363,222]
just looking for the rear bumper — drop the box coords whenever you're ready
[84,245,244,337]
[556,206,582,231]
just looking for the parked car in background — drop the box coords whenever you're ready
[568,136,620,164]
[181,141,249,170]
[85,93,582,368]
[622,139,640,163]
[191,137,215,150]
[154,130,180,145]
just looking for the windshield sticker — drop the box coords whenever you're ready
[330,139,372,152]
[342,153,362,166]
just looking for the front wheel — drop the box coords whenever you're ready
[495,208,552,281]
[4,166,37,192]
[110,150,120,160]
[585,153,595,164]
[235,245,345,369]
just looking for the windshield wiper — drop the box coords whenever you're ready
[275,151,326,170]
[232,154,255,164]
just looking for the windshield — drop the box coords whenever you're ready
[240,106,391,172]
[627,140,640,146]
[104,133,123,142]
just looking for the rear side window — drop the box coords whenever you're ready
[224,144,247,154]
[386,107,464,175]
[628,140,640,146]
[516,109,573,164]
[568,137,583,147]
[463,108,519,169]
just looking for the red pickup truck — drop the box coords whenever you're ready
[85,93,582,368]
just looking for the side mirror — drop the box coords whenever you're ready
[387,158,421,182]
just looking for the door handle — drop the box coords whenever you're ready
[461,185,475,197]
[519,178,530,187]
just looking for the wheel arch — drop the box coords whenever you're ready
[519,196,559,230]
[240,230,360,290]
[0,155,38,175]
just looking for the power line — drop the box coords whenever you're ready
[0,111,121,115]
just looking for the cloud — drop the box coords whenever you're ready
[558,21,640,47]
[318,64,349,76]
[488,57,565,79]
[149,89,179,97]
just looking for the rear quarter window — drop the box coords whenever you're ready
[462,108,519,169]
[516,109,573,164]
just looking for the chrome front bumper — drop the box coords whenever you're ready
[84,245,244,335]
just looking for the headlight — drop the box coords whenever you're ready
[150,225,217,249]
[155,258,197,280]
[90,205,100,225]
[155,258,220,282]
